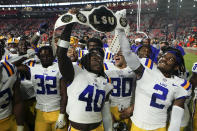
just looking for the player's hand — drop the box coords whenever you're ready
[26,49,36,58]
[68,8,79,15]
[55,114,66,129]
[119,105,134,120]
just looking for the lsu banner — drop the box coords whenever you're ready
[54,5,128,33]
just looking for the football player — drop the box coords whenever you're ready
[136,44,152,59]
[104,51,136,130]
[190,62,197,131]
[28,45,67,131]
[56,21,113,130]
[0,43,24,131]
[116,29,191,131]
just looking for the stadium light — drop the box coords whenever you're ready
[0,0,131,8]
[168,0,170,3]
[194,4,196,7]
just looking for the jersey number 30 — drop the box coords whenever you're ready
[111,78,133,97]
[150,84,169,109]
[35,75,57,95]
[79,85,106,112]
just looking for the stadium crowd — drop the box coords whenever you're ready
[0,6,197,131]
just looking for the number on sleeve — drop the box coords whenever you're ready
[78,85,106,112]
[0,88,12,109]
[193,64,197,71]
[150,84,169,109]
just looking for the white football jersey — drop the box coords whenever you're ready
[104,62,136,109]
[77,48,88,60]
[103,48,114,63]
[30,62,62,112]
[0,61,17,120]
[20,58,38,100]
[66,65,113,124]
[131,58,191,130]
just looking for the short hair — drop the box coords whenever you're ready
[87,37,103,48]
[136,44,152,54]
[37,46,53,58]
[160,41,169,46]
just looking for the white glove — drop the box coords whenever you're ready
[26,49,36,58]
[55,114,66,129]
[17,125,24,131]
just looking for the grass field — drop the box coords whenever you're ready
[184,53,197,74]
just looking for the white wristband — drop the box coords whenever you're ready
[58,113,65,120]
[36,31,41,36]
[57,39,70,48]
[17,125,24,131]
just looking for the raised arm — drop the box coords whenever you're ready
[55,78,68,129]
[117,30,144,79]
[57,23,75,83]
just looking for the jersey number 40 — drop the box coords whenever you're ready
[79,85,106,112]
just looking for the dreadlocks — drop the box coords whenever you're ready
[161,46,186,77]
[80,47,106,77]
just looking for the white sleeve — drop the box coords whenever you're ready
[117,30,141,71]
[101,101,113,131]
[168,106,184,131]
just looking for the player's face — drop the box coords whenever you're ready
[67,47,78,62]
[114,51,126,67]
[138,46,151,58]
[159,42,166,49]
[8,43,18,54]
[90,53,103,74]
[18,40,27,55]
[190,73,197,87]
[88,42,99,51]
[39,49,54,68]
[158,52,177,74]
[143,39,149,45]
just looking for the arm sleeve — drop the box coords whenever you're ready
[101,101,113,131]
[168,105,184,131]
[117,30,141,71]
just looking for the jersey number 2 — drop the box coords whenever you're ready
[150,84,168,109]
[78,85,106,112]
[35,75,57,95]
